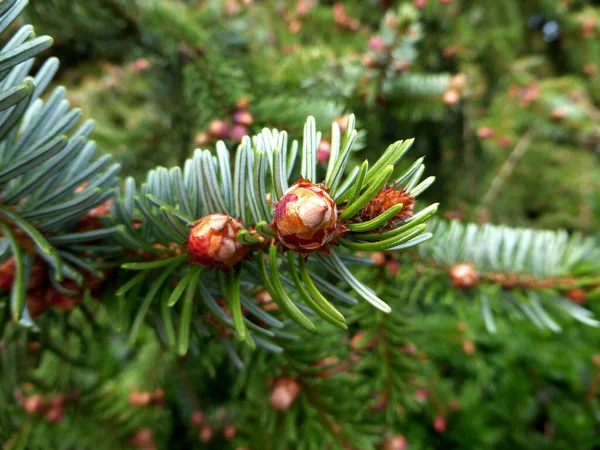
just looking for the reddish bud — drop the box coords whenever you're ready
[191,410,204,425]
[45,406,64,424]
[386,260,400,277]
[369,36,386,52]
[195,132,211,147]
[129,428,154,447]
[335,115,350,134]
[128,58,151,73]
[566,288,586,304]
[476,127,495,139]
[129,390,152,406]
[0,258,15,290]
[229,124,248,141]
[199,426,214,442]
[370,252,386,267]
[415,389,428,402]
[233,110,254,126]
[551,108,566,121]
[442,89,460,105]
[383,436,408,450]
[317,140,331,164]
[223,424,237,440]
[434,415,447,433]
[188,214,249,269]
[414,0,427,8]
[450,263,479,289]
[593,354,600,366]
[255,289,278,311]
[269,377,301,411]
[23,394,45,414]
[350,331,377,351]
[272,178,344,256]
[87,198,114,217]
[208,120,229,139]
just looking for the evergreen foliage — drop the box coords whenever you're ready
[0,1,599,449]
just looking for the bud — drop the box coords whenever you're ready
[128,389,152,406]
[129,428,154,448]
[551,108,566,121]
[414,0,427,8]
[208,119,229,139]
[229,124,248,141]
[87,198,114,217]
[236,97,250,109]
[272,178,344,256]
[350,330,377,351]
[476,127,495,140]
[386,259,400,277]
[269,377,301,411]
[223,424,237,440]
[316,140,331,164]
[434,415,447,433]
[462,339,476,354]
[449,263,479,289]
[0,258,15,290]
[128,58,151,73]
[415,389,428,402]
[383,436,408,450]
[151,388,165,406]
[195,132,211,147]
[233,110,254,126]
[45,406,64,424]
[442,89,460,105]
[191,410,204,425]
[362,53,377,68]
[368,36,386,53]
[23,394,45,414]
[565,288,586,304]
[199,426,214,442]
[188,214,249,269]
[358,186,415,226]
[370,252,386,266]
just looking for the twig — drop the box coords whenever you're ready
[477,130,535,212]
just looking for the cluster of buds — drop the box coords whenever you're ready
[332,3,360,31]
[272,178,346,256]
[269,377,301,411]
[187,214,250,269]
[196,98,254,146]
[1,256,100,318]
[129,428,156,450]
[442,73,467,105]
[128,388,165,407]
[15,388,79,425]
[449,263,479,290]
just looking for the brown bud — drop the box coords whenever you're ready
[449,263,479,289]
[370,252,386,267]
[129,428,154,448]
[462,339,476,354]
[236,97,250,109]
[45,406,64,424]
[551,108,566,121]
[272,178,344,256]
[269,377,301,411]
[350,330,377,351]
[188,214,249,269]
[358,186,415,226]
